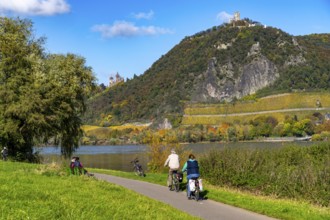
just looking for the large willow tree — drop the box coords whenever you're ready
[0,17,95,161]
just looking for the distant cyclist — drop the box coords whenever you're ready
[164,149,180,190]
[182,154,200,199]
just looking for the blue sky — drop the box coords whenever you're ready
[1,0,329,85]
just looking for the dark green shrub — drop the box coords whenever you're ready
[200,142,330,206]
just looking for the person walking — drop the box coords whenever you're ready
[164,149,180,190]
[182,154,200,199]
[1,147,8,161]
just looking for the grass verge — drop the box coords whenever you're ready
[0,161,199,220]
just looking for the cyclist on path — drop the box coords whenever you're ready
[164,149,180,190]
[182,154,200,199]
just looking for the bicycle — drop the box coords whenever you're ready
[131,158,145,177]
[168,171,182,192]
[188,177,200,201]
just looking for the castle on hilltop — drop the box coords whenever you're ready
[230,11,247,27]
[230,11,240,23]
[109,72,124,87]
[229,11,266,28]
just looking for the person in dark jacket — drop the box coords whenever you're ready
[181,154,200,199]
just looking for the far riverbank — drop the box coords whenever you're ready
[38,141,316,171]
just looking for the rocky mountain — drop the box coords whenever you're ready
[83,19,330,126]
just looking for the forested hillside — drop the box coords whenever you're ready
[84,19,330,126]
[257,34,330,95]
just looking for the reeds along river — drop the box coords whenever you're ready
[37,141,315,172]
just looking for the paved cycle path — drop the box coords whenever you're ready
[94,173,278,220]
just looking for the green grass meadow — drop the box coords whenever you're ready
[1,160,329,220]
[0,161,198,220]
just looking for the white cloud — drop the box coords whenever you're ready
[132,10,154,20]
[216,11,233,23]
[92,21,173,38]
[0,0,70,16]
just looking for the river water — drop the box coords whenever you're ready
[38,141,315,172]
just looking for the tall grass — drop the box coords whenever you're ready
[0,161,198,220]
[199,142,330,207]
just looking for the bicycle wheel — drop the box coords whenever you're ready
[174,177,180,192]
[139,168,145,177]
[194,188,200,201]
[134,166,139,176]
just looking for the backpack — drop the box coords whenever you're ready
[189,179,195,191]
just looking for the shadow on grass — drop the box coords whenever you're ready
[200,190,209,200]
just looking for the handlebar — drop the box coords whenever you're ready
[130,158,139,163]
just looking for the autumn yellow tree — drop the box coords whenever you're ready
[147,129,191,173]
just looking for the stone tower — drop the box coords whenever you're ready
[233,11,240,21]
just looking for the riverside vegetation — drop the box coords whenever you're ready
[199,142,330,207]
[93,140,330,220]
[1,144,329,220]
[1,141,329,219]
[145,137,330,206]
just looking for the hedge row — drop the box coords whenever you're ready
[199,142,330,206]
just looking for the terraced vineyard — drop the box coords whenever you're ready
[182,92,330,125]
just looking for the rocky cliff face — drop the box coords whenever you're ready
[191,40,303,102]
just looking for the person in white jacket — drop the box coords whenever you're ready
[164,149,180,190]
